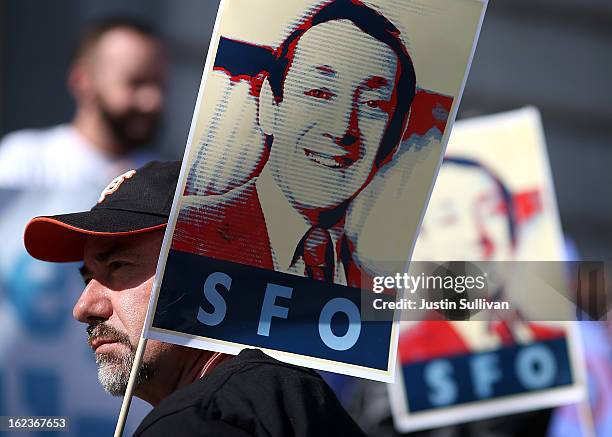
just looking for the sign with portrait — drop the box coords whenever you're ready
[145,0,488,381]
[388,108,587,430]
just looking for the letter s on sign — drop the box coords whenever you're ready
[425,360,458,406]
[197,272,231,326]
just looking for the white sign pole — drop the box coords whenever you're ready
[114,336,148,437]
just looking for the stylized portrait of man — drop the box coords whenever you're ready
[415,157,516,262]
[350,156,568,436]
[173,0,416,288]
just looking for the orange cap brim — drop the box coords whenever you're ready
[24,216,166,263]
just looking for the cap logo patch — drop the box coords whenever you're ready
[98,169,137,204]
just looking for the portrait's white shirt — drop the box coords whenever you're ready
[452,320,539,350]
[256,167,347,285]
[0,124,153,191]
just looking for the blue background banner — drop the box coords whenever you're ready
[153,250,395,370]
[403,337,574,412]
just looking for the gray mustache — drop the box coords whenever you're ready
[87,322,131,349]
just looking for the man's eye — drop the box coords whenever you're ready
[304,89,334,100]
[108,261,129,272]
[361,99,390,111]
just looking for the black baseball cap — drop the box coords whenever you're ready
[24,160,181,262]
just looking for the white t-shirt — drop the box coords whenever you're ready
[0,124,154,191]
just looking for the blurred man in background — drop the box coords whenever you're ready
[0,17,166,189]
[0,15,166,434]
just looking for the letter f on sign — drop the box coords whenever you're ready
[258,284,293,336]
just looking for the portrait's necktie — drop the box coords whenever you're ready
[490,320,515,346]
[295,226,335,282]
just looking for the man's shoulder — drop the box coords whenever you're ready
[157,349,324,407]
[0,125,81,187]
[135,349,366,437]
[179,179,260,218]
[0,125,73,152]
[214,348,326,389]
[174,179,264,243]
[172,179,274,268]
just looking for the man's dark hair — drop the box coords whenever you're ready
[443,156,517,247]
[72,16,159,62]
[267,0,416,167]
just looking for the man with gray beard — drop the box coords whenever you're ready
[23,161,365,436]
[87,322,152,395]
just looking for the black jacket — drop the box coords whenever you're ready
[134,349,366,437]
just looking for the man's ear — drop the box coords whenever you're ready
[67,61,94,103]
[258,76,278,135]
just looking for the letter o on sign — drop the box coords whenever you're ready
[515,344,557,390]
[318,298,361,351]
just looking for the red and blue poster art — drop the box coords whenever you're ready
[144,0,488,381]
[388,109,586,431]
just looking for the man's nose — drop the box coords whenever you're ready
[73,280,113,324]
[467,215,495,260]
[323,99,360,148]
[478,229,494,260]
[136,84,163,114]
[452,214,481,255]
